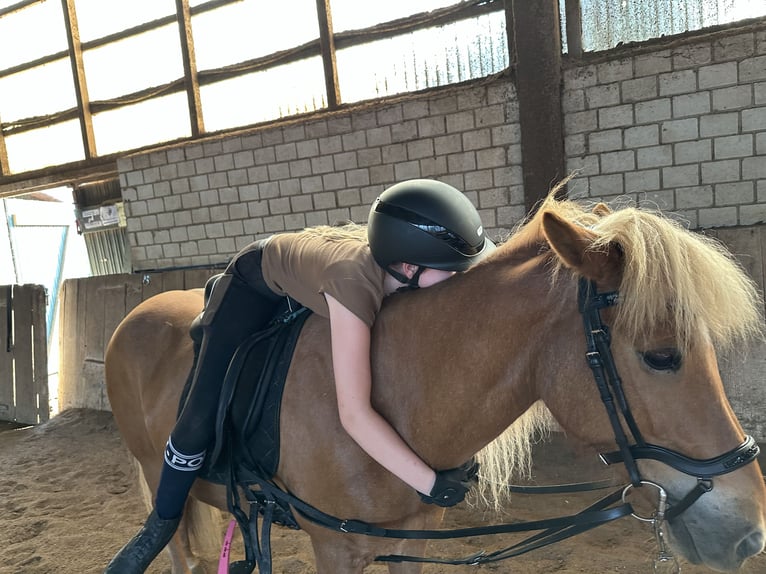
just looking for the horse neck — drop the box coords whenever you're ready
[371,229,568,468]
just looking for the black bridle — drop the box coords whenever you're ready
[577,278,761,521]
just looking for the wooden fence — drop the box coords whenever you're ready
[0,284,48,424]
[57,267,219,412]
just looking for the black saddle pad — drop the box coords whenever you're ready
[198,305,312,486]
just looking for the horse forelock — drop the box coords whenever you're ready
[533,192,764,353]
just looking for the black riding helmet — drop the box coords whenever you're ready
[367,179,495,280]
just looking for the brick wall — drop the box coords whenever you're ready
[118,80,523,272]
[118,23,766,273]
[563,27,766,228]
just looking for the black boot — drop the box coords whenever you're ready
[104,510,181,573]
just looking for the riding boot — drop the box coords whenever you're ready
[103,510,181,574]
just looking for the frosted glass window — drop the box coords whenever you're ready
[74,0,176,43]
[338,13,507,103]
[0,60,76,122]
[83,25,183,101]
[582,0,766,52]
[92,93,191,155]
[330,0,457,32]
[201,57,326,132]
[0,1,67,69]
[5,121,85,174]
[191,0,319,71]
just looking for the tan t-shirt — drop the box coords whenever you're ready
[260,231,387,327]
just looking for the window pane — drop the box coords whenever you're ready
[201,57,326,132]
[0,1,67,69]
[330,0,457,32]
[5,121,85,174]
[74,0,176,42]
[582,0,766,52]
[338,12,507,103]
[191,0,319,70]
[83,25,183,101]
[93,93,191,155]
[0,60,77,122]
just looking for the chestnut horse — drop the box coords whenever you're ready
[105,190,766,573]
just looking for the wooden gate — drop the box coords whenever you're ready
[0,284,48,424]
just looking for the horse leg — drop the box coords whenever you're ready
[386,546,426,574]
[164,509,205,574]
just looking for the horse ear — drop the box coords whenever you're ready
[592,202,611,217]
[541,211,622,284]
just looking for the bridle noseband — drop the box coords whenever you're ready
[578,278,760,520]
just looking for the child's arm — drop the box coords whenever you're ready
[324,293,437,495]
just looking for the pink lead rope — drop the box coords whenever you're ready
[218,519,237,574]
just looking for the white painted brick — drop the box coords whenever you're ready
[757,133,766,155]
[715,33,755,61]
[740,203,766,224]
[701,159,741,183]
[599,105,634,128]
[661,118,698,143]
[254,147,277,165]
[160,163,178,180]
[635,99,672,123]
[565,134,586,155]
[742,107,766,131]
[342,131,367,151]
[700,112,739,137]
[624,125,658,148]
[586,83,620,108]
[565,65,598,89]
[756,82,766,105]
[326,117,351,136]
[446,111,475,132]
[491,124,521,146]
[589,174,624,195]
[637,145,673,169]
[712,85,753,111]
[659,70,697,96]
[675,140,712,164]
[228,203,248,219]
[477,148,506,169]
[672,92,711,117]
[662,164,699,188]
[267,163,290,181]
[195,157,215,174]
[715,181,754,205]
[634,50,672,77]
[699,207,737,227]
[228,170,249,187]
[621,76,657,102]
[598,58,633,83]
[418,116,446,137]
[673,43,711,69]
[714,134,753,159]
[743,157,766,179]
[189,174,209,192]
[759,30,766,55]
[180,191,199,208]
[394,160,421,180]
[638,189,675,210]
[173,210,191,227]
[625,169,660,192]
[322,172,346,191]
[420,156,448,176]
[568,154,599,176]
[259,182,280,199]
[589,129,622,153]
[476,104,505,127]
[698,62,738,89]
[336,189,361,207]
[278,179,301,197]
[739,55,766,82]
[601,150,635,173]
[565,110,598,134]
[465,171,493,191]
[563,89,586,113]
[177,161,195,177]
[757,180,766,202]
[463,129,491,151]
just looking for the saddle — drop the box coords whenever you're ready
[179,277,312,542]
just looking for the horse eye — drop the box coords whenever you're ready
[642,349,682,372]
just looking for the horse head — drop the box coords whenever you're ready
[525,193,766,572]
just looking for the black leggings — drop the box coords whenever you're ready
[170,239,281,455]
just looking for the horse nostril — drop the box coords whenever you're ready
[735,531,765,562]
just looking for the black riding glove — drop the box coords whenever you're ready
[419,459,480,507]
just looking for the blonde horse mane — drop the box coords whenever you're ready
[474,183,764,510]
